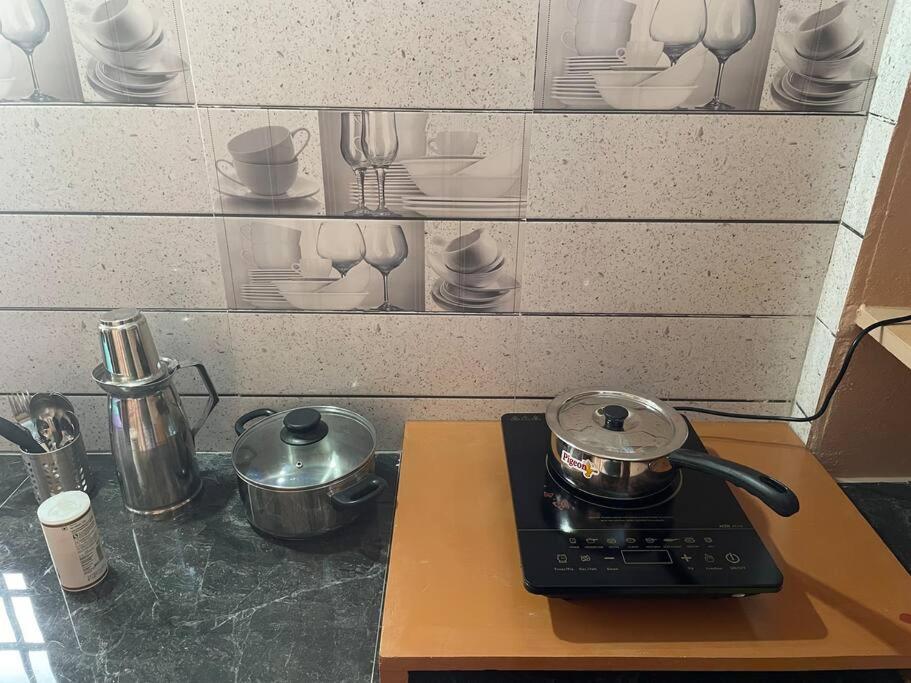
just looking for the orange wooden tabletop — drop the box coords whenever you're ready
[379,420,911,682]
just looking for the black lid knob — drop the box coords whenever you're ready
[281,408,329,446]
[602,405,629,432]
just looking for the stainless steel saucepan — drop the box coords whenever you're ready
[545,388,799,517]
[232,406,387,538]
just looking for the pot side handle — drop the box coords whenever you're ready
[234,408,277,436]
[668,449,800,517]
[330,475,387,510]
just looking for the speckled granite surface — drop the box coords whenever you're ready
[0,452,398,682]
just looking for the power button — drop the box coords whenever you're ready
[724,552,742,564]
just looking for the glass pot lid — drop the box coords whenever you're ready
[545,388,689,462]
[232,406,376,491]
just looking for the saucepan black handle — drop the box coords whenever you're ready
[234,408,277,436]
[668,449,800,517]
[330,475,387,510]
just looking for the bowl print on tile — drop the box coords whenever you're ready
[441,228,500,273]
[455,145,524,178]
[282,291,369,311]
[596,84,698,109]
[89,0,156,51]
[428,131,479,156]
[589,68,665,87]
[792,1,860,61]
[400,156,482,177]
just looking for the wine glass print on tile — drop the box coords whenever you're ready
[0,0,56,101]
[698,0,756,110]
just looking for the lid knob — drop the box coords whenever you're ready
[281,408,329,446]
[602,405,629,432]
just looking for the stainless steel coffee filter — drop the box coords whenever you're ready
[98,308,163,383]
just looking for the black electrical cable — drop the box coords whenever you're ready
[676,312,911,422]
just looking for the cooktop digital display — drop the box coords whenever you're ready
[501,413,783,597]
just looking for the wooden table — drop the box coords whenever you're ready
[379,421,911,682]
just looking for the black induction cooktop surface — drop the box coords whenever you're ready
[501,414,783,597]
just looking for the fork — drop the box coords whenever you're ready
[7,392,30,425]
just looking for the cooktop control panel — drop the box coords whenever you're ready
[519,527,781,597]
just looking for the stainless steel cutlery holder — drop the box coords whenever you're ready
[20,433,93,503]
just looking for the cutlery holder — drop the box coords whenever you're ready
[20,433,93,503]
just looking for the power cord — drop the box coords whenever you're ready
[676,312,911,422]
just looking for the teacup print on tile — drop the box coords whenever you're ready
[62,0,193,103]
[220,217,425,312]
[205,108,324,217]
[320,110,528,220]
[423,221,522,314]
[763,0,890,113]
[536,0,779,110]
[0,0,83,102]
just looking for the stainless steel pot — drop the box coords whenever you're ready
[545,388,799,517]
[231,406,387,538]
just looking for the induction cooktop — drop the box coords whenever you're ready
[501,413,783,598]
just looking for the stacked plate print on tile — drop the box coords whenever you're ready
[772,2,873,112]
[401,137,526,219]
[74,0,189,102]
[349,163,419,213]
[429,228,519,312]
[242,268,310,310]
[552,54,626,107]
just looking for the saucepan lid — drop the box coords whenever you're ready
[545,388,689,463]
[232,406,376,491]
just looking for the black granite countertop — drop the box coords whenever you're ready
[0,452,399,683]
[1,450,909,683]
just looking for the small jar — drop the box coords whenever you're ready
[37,491,108,592]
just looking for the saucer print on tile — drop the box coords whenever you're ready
[218,175,322,202]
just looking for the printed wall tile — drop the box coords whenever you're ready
[61,0,194,103]
[0,214,225,309]
[0,311,233,394]
[526,113,865,220]
[815,224,864,332]
[202,107,324,217]
[520,221,835,315]
[0,106,210,213]
[535,0,889,113]
[793,318,837,414]
[319,110,528,220]
[229,312,518,396]
[869,0,911,122]
[423,221,522,313]
[516,315,813,400]
[0,0,83,103]
[761,0,891,113]
[220,217,425,312]
[841,114,896,234]
[182,0,538,109]
[535,0,777,111]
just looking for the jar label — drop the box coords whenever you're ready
[41,509,108,591]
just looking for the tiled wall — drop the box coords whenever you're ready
[0,0,902,451]
[791,0,911,442]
